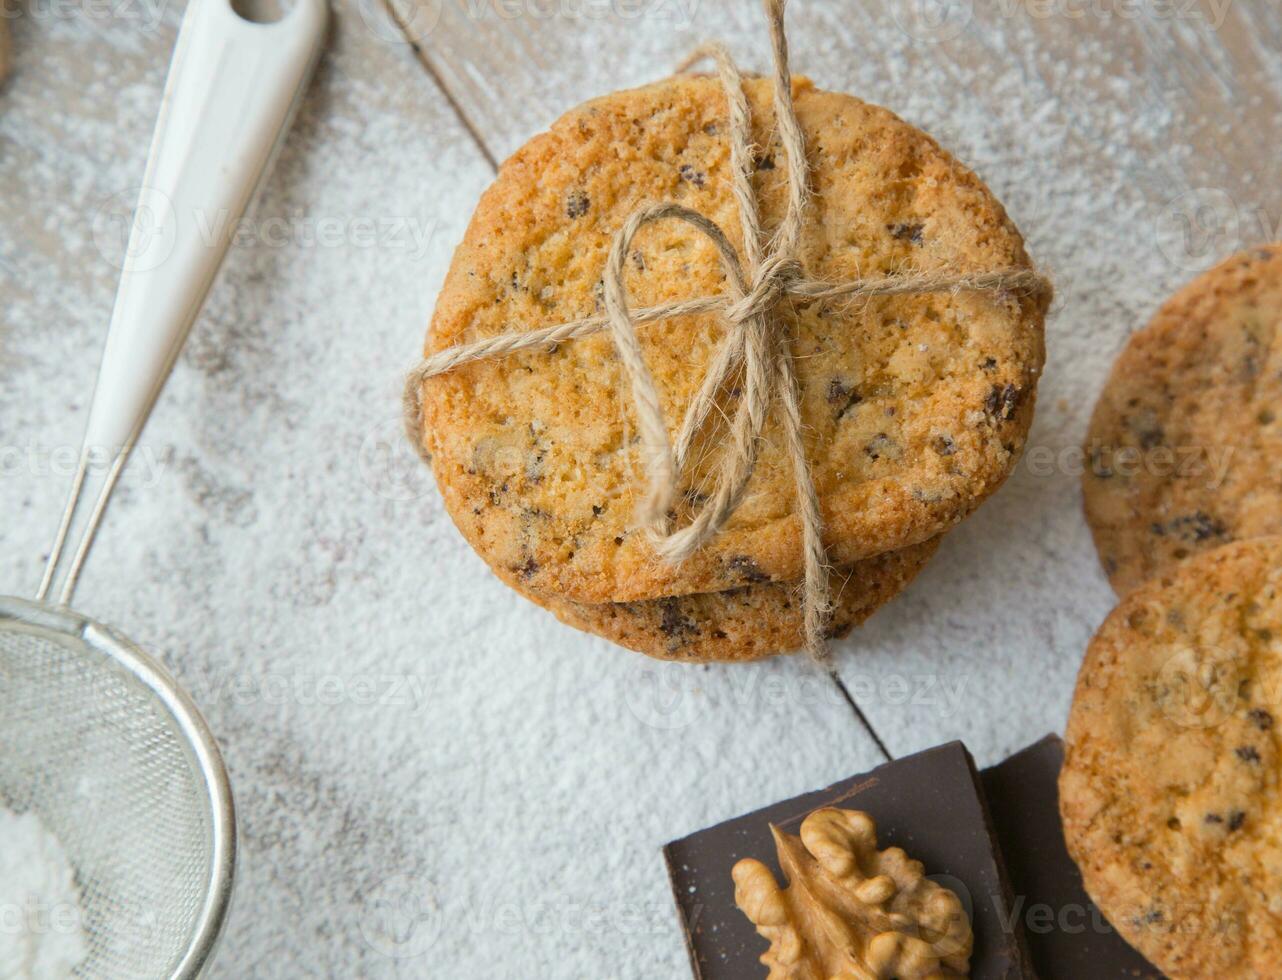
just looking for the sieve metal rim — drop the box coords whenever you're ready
[0,594,237,980]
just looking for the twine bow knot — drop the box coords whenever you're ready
[728,254,804,320]
[404,0,1050,661]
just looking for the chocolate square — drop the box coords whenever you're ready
[663,742,1032,978]
[980,735,1165,979]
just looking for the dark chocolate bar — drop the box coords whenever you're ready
[980,735,1165,980]
[663,742,1033,979]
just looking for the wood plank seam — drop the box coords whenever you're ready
[376,0,500,171]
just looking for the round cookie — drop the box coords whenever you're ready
[1061,536,1282,978]
[516,538,939,663]
[415,72,1046,604]
[1084,245,1282,595]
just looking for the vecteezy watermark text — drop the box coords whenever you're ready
[0,0,168,31]
[996,0,1231,28]
[624,663,970,730]
[189,669,430,712]
[1155,190,1282,273]
[357,0,700,48]
[0,443,166,488]
[1022,442,1236,490]
[194,210,437,259]
[893,0,1230,44]
[92,187,438,273]
[359,872,673,961]
[0,898,83,939]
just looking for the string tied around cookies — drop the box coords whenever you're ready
[403,0,1051,663]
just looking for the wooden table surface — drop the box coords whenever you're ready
[2,0,1280,976]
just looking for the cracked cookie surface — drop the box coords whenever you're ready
[1061,536,1282,979]
[511,538,938,663]
[1084,246,1282,595]
[415,73,1045,603]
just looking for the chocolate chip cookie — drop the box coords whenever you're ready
[1084,246,1282,595]
[515,538,939,663]
[414,73,1046,605]
[1061,536,1282,978]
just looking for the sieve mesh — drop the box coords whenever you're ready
[0,620,219,979]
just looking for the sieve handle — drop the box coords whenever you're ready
[40,0,329,605]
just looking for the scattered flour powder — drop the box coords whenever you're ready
[0,809,88,980]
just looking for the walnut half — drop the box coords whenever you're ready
[732,808,973,979]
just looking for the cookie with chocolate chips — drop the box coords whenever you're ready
[1061,536,1282,978]
[413,72,1046,605]
[1084,246,1282,595]
[508,539,938,663]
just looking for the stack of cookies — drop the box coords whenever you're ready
[410,71,1048,662]
[1061,246,1282,977]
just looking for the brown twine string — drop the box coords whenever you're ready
[402,0,1051,663]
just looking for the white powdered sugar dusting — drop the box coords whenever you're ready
[2,1,1282,977]
[0,809,88,980]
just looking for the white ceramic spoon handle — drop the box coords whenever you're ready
[40,0,328,603]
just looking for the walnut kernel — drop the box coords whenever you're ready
[732,808,972,979]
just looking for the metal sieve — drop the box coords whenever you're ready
[0,0,327,975]
[0,596,235,978]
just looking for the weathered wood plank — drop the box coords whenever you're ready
[0,3,887,977]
